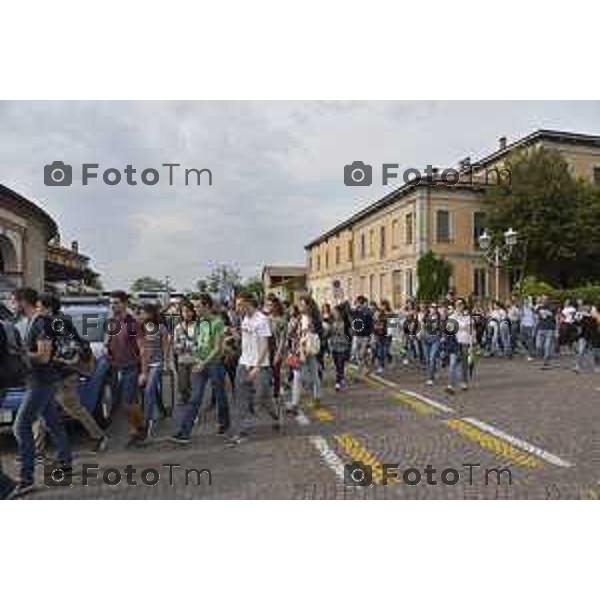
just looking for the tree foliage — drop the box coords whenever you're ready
[484,147,600,288]
[130,276,171,292]
[416,250,453,302]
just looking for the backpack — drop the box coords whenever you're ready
[0,319,30,388]
[303,331,321,357]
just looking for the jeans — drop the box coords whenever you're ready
[112,365,139,407]
[143,366,162,424]
[14,383,71,484]
[422,336,440,381]
[536,329,555,364]
[292,354,321,407]
[520,325,535,357]
[448,344,470,388]
[499,321,512,357]
[179,362,229,436]
[332,351,347,385]
[374,337,387,369]
[230,365,277,437]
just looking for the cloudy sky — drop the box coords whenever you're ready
[1,101,599,290]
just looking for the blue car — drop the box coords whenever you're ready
[0,299,115,432]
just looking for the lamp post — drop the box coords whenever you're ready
[478,228,518,301]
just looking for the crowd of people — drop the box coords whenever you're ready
[1,285,600,499]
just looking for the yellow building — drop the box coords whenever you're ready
[305,129,600,308]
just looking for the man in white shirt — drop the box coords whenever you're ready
[228,292,280,445]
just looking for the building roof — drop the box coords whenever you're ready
[304,129,600,250]
[0,183,58,239]
[262,265,307,279]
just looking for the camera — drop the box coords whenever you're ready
[44,161,73,186]
[44,463,74,488]
[344,161,372,186]
[344,461,373,486]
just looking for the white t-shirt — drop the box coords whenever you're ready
[454,313,472,345]
[562,306,576,324]
[240,310,272,367]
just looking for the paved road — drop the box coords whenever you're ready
[2,354,599,499]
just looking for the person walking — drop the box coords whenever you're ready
[171,294,229,443]
[329,305,351,390]
[535,294,557,368]
[227,292,279,446]
[105,291,143,437]
[12,290,72,498]
[172,300,197,405]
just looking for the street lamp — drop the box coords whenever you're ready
[478,228,518,301]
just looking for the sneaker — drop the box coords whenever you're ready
[526,356,533,362]
[169,432,191,445]
[93,436,109,453]
[216,424,228,436]
[425,380,434,386]
[376,367,384,375]
[226,434,247,447]
[445,385,455,395]
[460,383,468,391]
[335,382,341,392]
[9,481,36,499]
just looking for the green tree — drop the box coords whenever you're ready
[130,276,172,292]
[484,147,600,288]
[237,277,264,299]
[416,251,453,302]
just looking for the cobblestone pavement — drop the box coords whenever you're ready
[2,354,599,499]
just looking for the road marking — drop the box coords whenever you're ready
[295,410,311,426]
[392,392,438,415]
[313,407,335,422]
[444,419,540,468]
[369,373,399,388]
[310,435,346,481]
[398,389,455,414]
[334,433,385,483]
[461,417,573,468]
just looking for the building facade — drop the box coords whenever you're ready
[262,265,307,303]
[0,183,98,299]
[305,130,600,307]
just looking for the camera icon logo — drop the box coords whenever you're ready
[344,161,372,186]
[44,161,73,186]
[44,463,74,488]
[344,461,373,486]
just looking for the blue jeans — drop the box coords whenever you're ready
[14,383,71,484]
[143,366,162,423]
[112,365,139,407]
[537,329,554,364]
[179,362,229,436]
[422,336,440,381]
[448,345,470,388]
[520,325,535,357]
[374,337,387,369]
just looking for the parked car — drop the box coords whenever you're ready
[0,298,115,432]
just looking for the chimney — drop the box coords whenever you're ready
[71,240,79,253]
[499,136,507,150]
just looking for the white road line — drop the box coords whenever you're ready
[462,417,574,468]
[295,410,310,426]
[309,435,346,481]
[399,389,455,414]
[367,372,456,414]
[369,373,399,388]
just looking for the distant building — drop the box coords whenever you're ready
[0,183,99,299]
[305,129,600,307]
[262,265,307,303]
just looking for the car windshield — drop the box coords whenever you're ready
[61,306,109,343]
